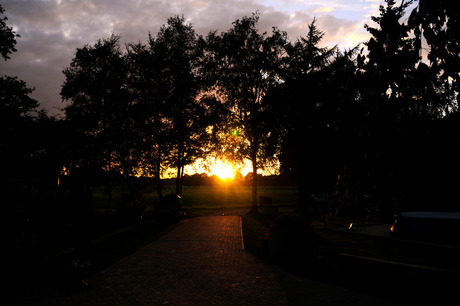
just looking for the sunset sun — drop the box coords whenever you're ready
[210,160,235,180]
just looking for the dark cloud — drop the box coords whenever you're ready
[1,0,377,116]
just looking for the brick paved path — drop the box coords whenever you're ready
[7,216,399,305]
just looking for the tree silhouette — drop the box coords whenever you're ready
[0,4,20,61]
[409,0,459,113]
[204,12,288,212]
[61,34,132,211]
[0,76,40,182]
[345,0,418,210]
[277,19,338,212]
[337,0,460,216]
[363,0,419,103]
[288,18,337,76]
[55,8,460,215]
[127,41,168,199]
[0,5,41,187]
[150,16,215,196]
[0,6,67,250]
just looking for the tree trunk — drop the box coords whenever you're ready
[250,152,259,214]
[175,145,184,196]
[106,159,113,215]
[154,149,163,201]
[176,164,184,196]
[121,164,128,206]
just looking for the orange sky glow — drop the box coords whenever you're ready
[183,157,279,180]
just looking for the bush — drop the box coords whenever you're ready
[269,213,312,262]
[154,194,182,218]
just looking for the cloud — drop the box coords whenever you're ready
[313,6,335,14]
[1,0,379,115]
[316,14,367,49]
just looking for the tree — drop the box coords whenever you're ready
[149,16,215,196]
[0,76,38,118]
[345,0,456,215]
[0,4,20,61]
[126,42,169,199]
[277,19,338,212]
[0,76,40,181]
[0,5,41,185]
[0,4,38,139]
[401,0,460,210]
[338,0,420,215]
[204,12,288,213]
[363,0,419,103]
[61,34,133,211]
[0,5,66,227]
[409,0,459,112]
[361,0,449,118]
[288,18,337,77]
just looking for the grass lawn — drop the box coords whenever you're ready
[90,185,298,211]
[181,185,298,209]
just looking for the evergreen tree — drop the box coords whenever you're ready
[278,19,337,211]
[409,0,459,113]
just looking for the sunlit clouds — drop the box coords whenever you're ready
[2,0,385,116]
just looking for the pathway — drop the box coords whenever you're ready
[6,216,400,305]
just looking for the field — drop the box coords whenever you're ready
[90,185,299,213]
[181,185,298,209]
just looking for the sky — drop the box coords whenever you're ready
[2,0,388,116]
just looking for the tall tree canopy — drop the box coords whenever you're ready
[409,0,459,110]
[61,34,133,210]
[126,40,169,198]
[56,6,460,215]
[61,34,132,173]
[62,17,220,198]
[150,16,217,196]
[204,12,288,212]
[277,18,339,211]
[1,4,57,198]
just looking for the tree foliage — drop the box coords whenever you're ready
[1,6,39,177]
[61,17,220,198]
[276,18,341,211]
[0,4,20,61]
[55,5,460,214]
[409,0,459,109]
[151,16,215,196]
[203,12,288,211]
[61,34,131,173]
[0,5,61,204]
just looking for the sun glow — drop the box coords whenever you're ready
[184,157,273,180]
[210,160,235,180]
